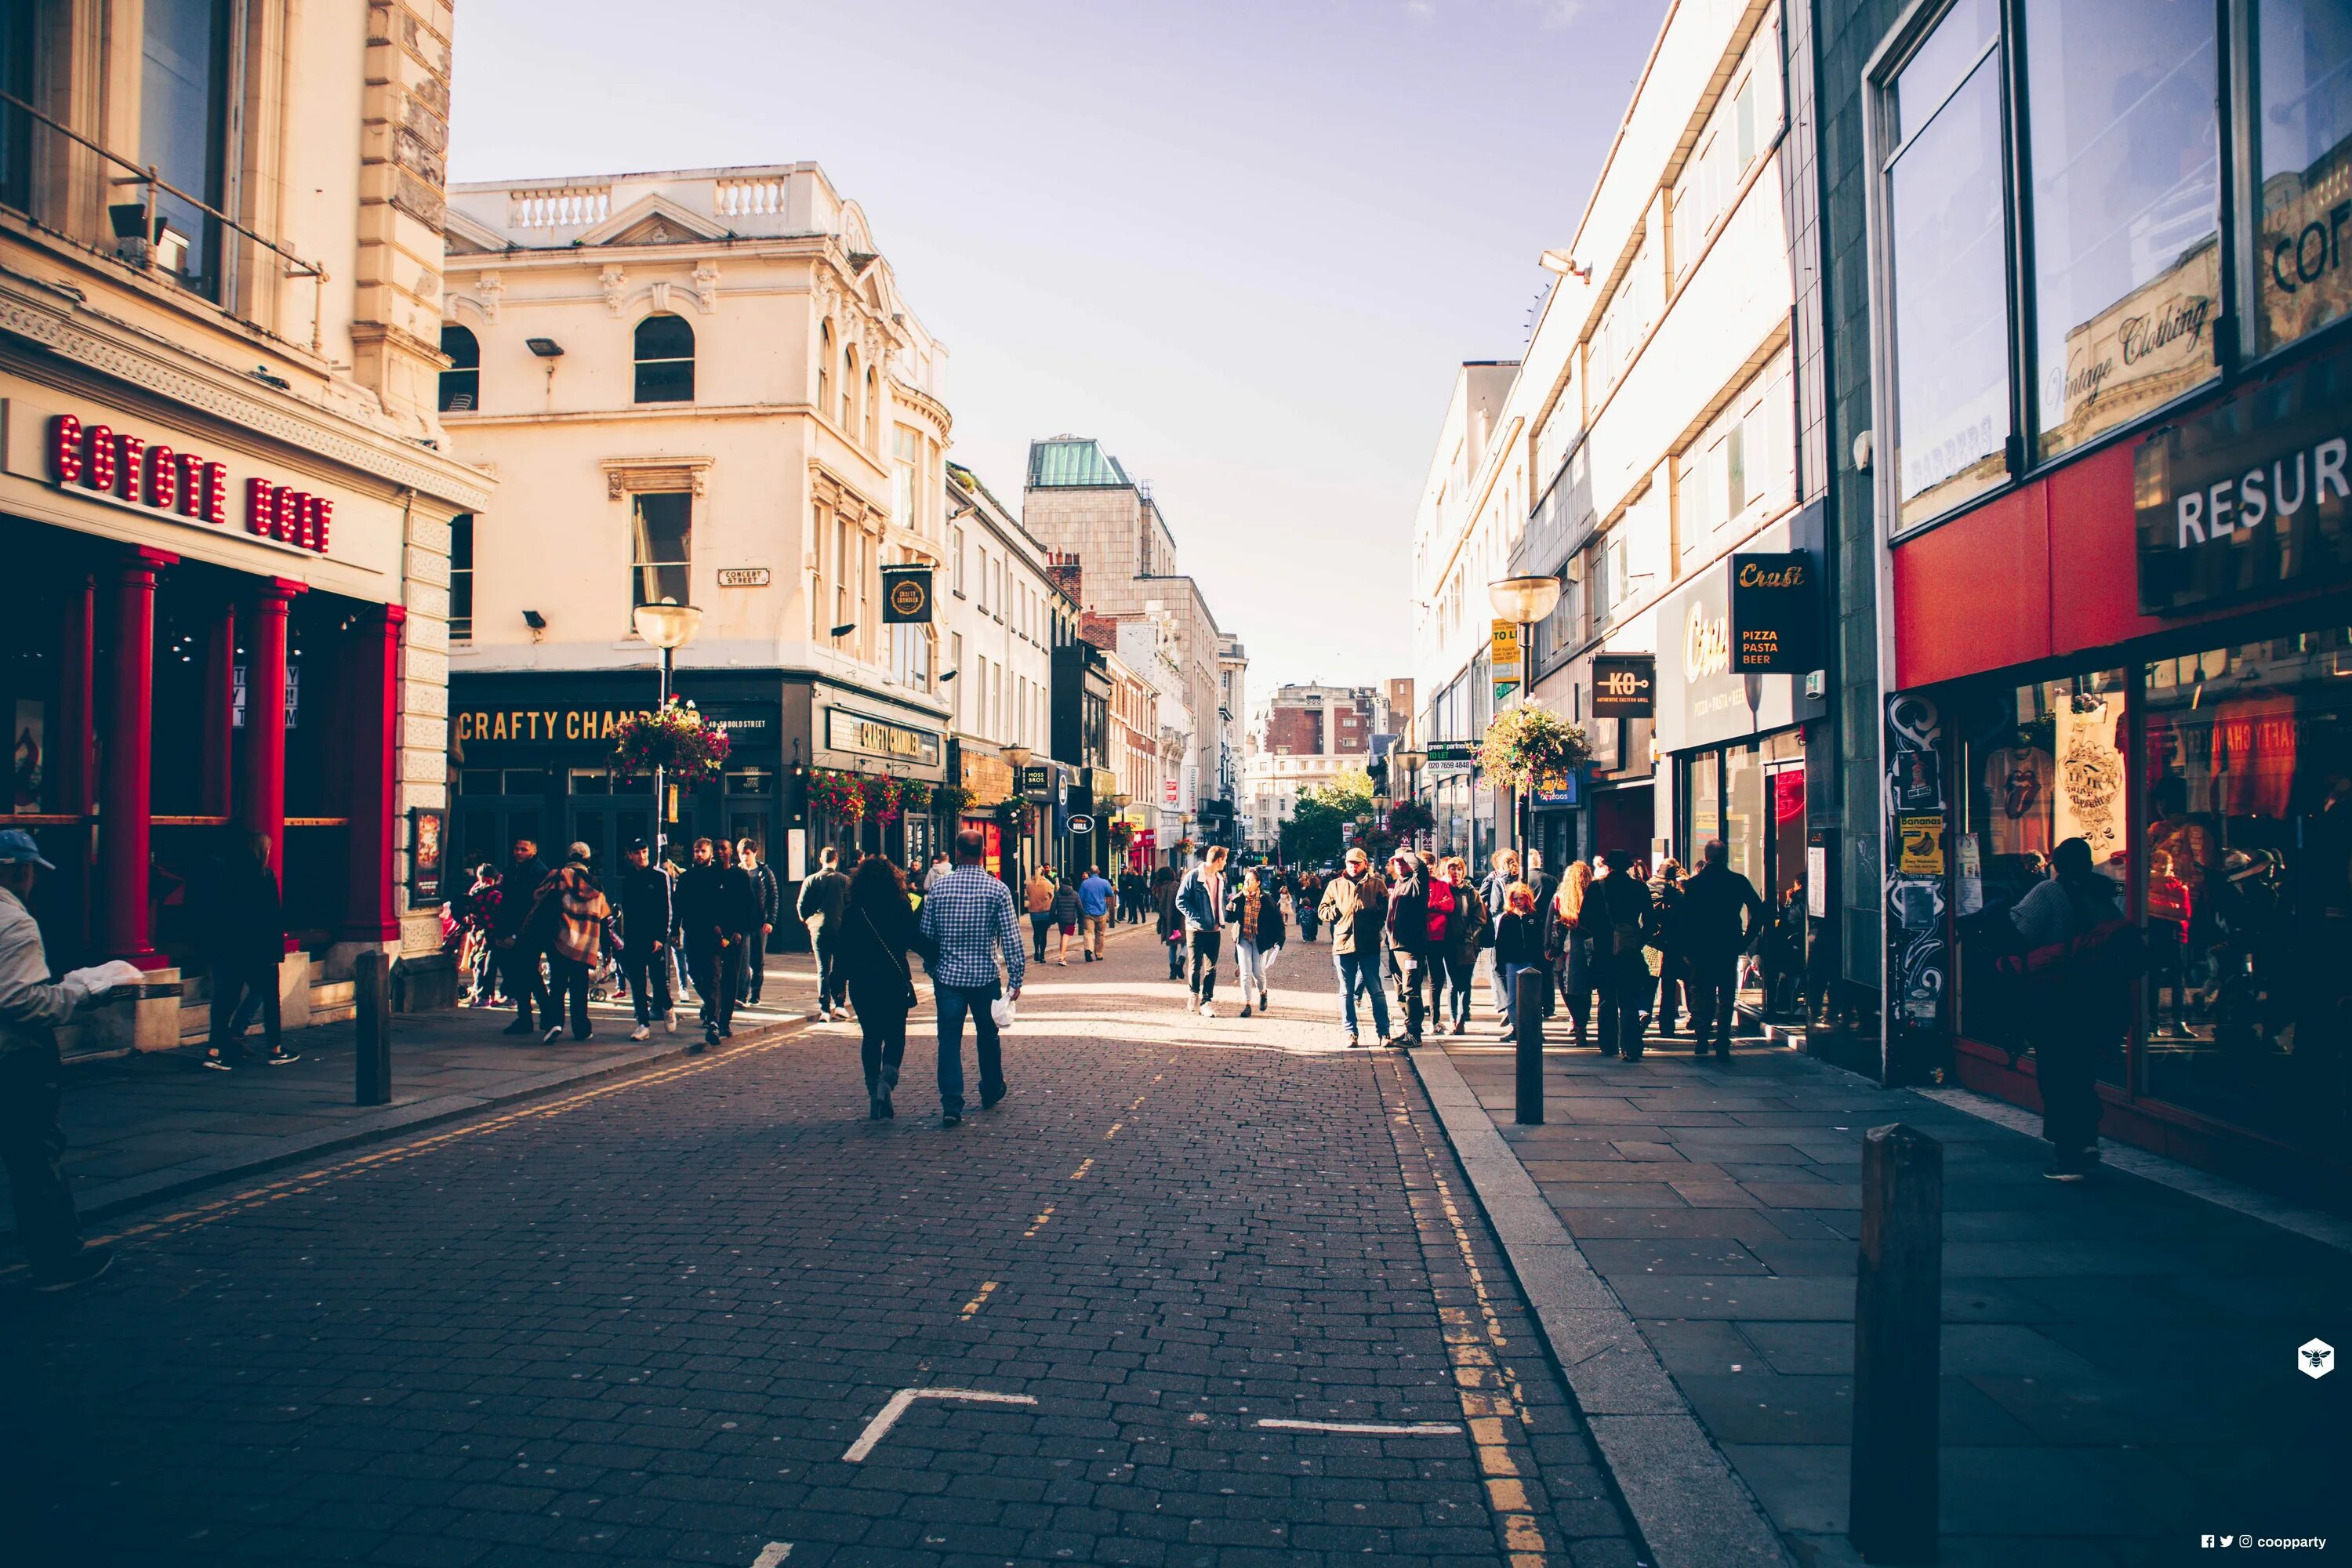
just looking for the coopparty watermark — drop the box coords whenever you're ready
[2299,1338,2335,1379]
[2201,1537,2329,1551]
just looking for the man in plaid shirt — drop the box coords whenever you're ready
[917,828,1025,1126]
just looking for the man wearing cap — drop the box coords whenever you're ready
[0,829,142,1290]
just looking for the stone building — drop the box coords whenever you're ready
[437,162,953,889]
[2,0,490,1051]
[1241,684,1376,856]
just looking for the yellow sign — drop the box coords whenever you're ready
[1490,619,1521,672]
[1898,814,1945,876]
[456,708,654,743]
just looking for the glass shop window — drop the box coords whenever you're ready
[2254,0,2352,354]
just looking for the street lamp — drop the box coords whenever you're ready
[1487,575,1562,858]
[1000,744,1034,884]
[632,598,703,862]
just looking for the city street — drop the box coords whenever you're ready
[2,924,1644,1568]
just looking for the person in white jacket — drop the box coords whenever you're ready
[0,829,141,1290]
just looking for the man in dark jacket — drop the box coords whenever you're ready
[616,839,674,1040]
[1318,848,1391,1046]
[1526,851,1561,1018]
[1588,849,1655,1059]
[675,839,758,1048]
[491,837,552,1036]
[739,839,779,1004]
[796,847,851,1021]
[1679,840,1766,1058]
[201,832,297,1070]
[1383,855,1430,1046]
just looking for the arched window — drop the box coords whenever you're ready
[817,320,833,419]
[840,346,855,428]
[864,366,878,447]
[439,324,479,412]
[633,314,695,403]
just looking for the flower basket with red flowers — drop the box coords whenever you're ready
[808,768,866,822]
[612,702,731,786]
[898,780,933,815]
[1478,703,1591,793]
[865,775,903,826]
[1387,799,1436,839]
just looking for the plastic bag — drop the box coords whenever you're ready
[991,994,1017,1030]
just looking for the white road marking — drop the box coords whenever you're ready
[842,1387,1040,1463]
[749,1543,793,1568]
[1254,1417,1465,1436]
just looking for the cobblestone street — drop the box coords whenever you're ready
[2,926,1643,1568]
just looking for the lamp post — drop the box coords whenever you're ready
[1001,743,1033,886]
[1487,574,1563,860]
[631,599,703,863]
[1394,747,1425,849]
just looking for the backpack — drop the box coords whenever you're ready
[1602,880,1646,956]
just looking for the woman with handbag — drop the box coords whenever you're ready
[1552,861,1594,1047]
[1225,866,1287,1017]
[1437,858,1487,1036]
[838,855,932,1120]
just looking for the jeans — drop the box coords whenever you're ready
[812,927,845,1011]
[622,942,672,1025]
[208,960,281,1058]
[1685,949,1739,1052]
[547,954,593,1036]
[0,1048,81,1274]
[1032,913,1053,962]
[1435,950,1475,1028]
[1335,949,1390,1040]
[1501,960,1539,1035]
[859,1006,909,1095]
[502,942,553,1027]
[1596,950,1647,1056]
[1394,952,1427,1040]
[744,930,767,1002]
[934,983,1005,1116]
[688,942,739,1033]
[1653,949,1686,1033]
[1187,929,1221,1003]
[1235,938,1269,999]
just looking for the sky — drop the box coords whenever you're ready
[448,0,1671,700]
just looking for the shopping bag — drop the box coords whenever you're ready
[991,995,1017,1030]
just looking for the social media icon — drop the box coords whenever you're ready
[2219,1537,2235,1548]
[2201,1536,2216,1548]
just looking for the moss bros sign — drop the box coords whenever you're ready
[2136,350,2352,614]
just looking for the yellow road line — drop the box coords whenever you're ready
[1069,1158,1094,1181]
[1103,1122,1123,1141]
[1022,1206,1054,1238]
[957,1281,999,1320]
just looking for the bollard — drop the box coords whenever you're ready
[1849,1122,1943,1563]
[1513,967,1544,1125]
[355,949,391,1107]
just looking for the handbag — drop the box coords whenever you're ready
[858,904,920,1011]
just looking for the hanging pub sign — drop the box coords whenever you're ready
[1590,654,1656,718]
[2136,347,2352,614]
[881,565,934,623]
[1728,551,1817,673]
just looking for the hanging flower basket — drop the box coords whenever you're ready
[611,703,731,786]
[808,768,866,822]
[1478,704,1591,793]
[1388,799,1436,839]
[865,775,903,826]
[931,782,967,818]
[898,780,933,815]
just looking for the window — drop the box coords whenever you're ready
[865,368,879,448]
[893,426,919,530]
[449,514,474,641]
[630,493,690,610]
[953,527,967,595]
[0,2,31,215]
[633,314,695,403]
[818,320,833,415]
[141,0,233,299]
[840,347,856,428]
[833,517,850,629]
[439,325,479,412]
[950,632,964,728]
[1588,229,1659,406]
[2027,0,2220,462]
[1884,2,2011,530]
[2255,0,2352,354]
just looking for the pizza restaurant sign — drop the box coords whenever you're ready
[31,407,335,554]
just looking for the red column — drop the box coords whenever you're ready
[241,579,305,884]
[58,573,96,815]
[343,603,406,942]
[200,603,235,818]
[100,548,176,969]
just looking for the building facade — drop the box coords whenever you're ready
[1020,435,1234,844]
[1817,0,2352,1197]
[438,163,953,909]
[1113,616,1196,860]
[1241,683,1377,858]
[2,0,489,1050]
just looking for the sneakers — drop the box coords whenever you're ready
[665,1012,678,1034]
[1346,1034,1361,1048]
[980,1087,1007,1110]
[200,1051,234,1073]
[541,1025,564,1044]
[630,1024,652,1041]
[263,1047,299,1066]
[1240,1003,1252,1018]
[810,1007,829,1022]
[2043,1158,2089,1182]
[500,1018,535,1036]
[940,1112,963,1127]
[30,1244,114,1293]
[1199,1001,1216,1018]
[1258,991,1269,1011]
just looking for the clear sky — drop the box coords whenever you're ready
[448,0,1671,699]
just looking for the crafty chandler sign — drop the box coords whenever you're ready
[2136,349,2352,614]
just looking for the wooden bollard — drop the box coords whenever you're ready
[1849,1122,1943,1562]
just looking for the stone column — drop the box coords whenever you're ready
[100,548,174,968]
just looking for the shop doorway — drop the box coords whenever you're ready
[1591,786,1653,864]
[452,767,551,880]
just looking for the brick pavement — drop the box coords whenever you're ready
[1425,1024,2352,1567]
[1,918,1648,1568]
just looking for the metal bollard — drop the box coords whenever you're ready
[355,949,392,1107]
[1513,967,1544,1125]
[1849,1122,1943,1563]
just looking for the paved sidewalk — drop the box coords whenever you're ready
[1417,1026,2352,1567]
[2,956,821,1247]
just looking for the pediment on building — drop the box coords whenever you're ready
[444,210,508,255]
[577,194,731,248]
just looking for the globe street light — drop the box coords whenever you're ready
[1487,575,1562,859]
[632,599,703,861]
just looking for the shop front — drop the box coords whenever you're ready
[804,680,949,871]
[2,373,478,1049]
[1886,345,2352,1199]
